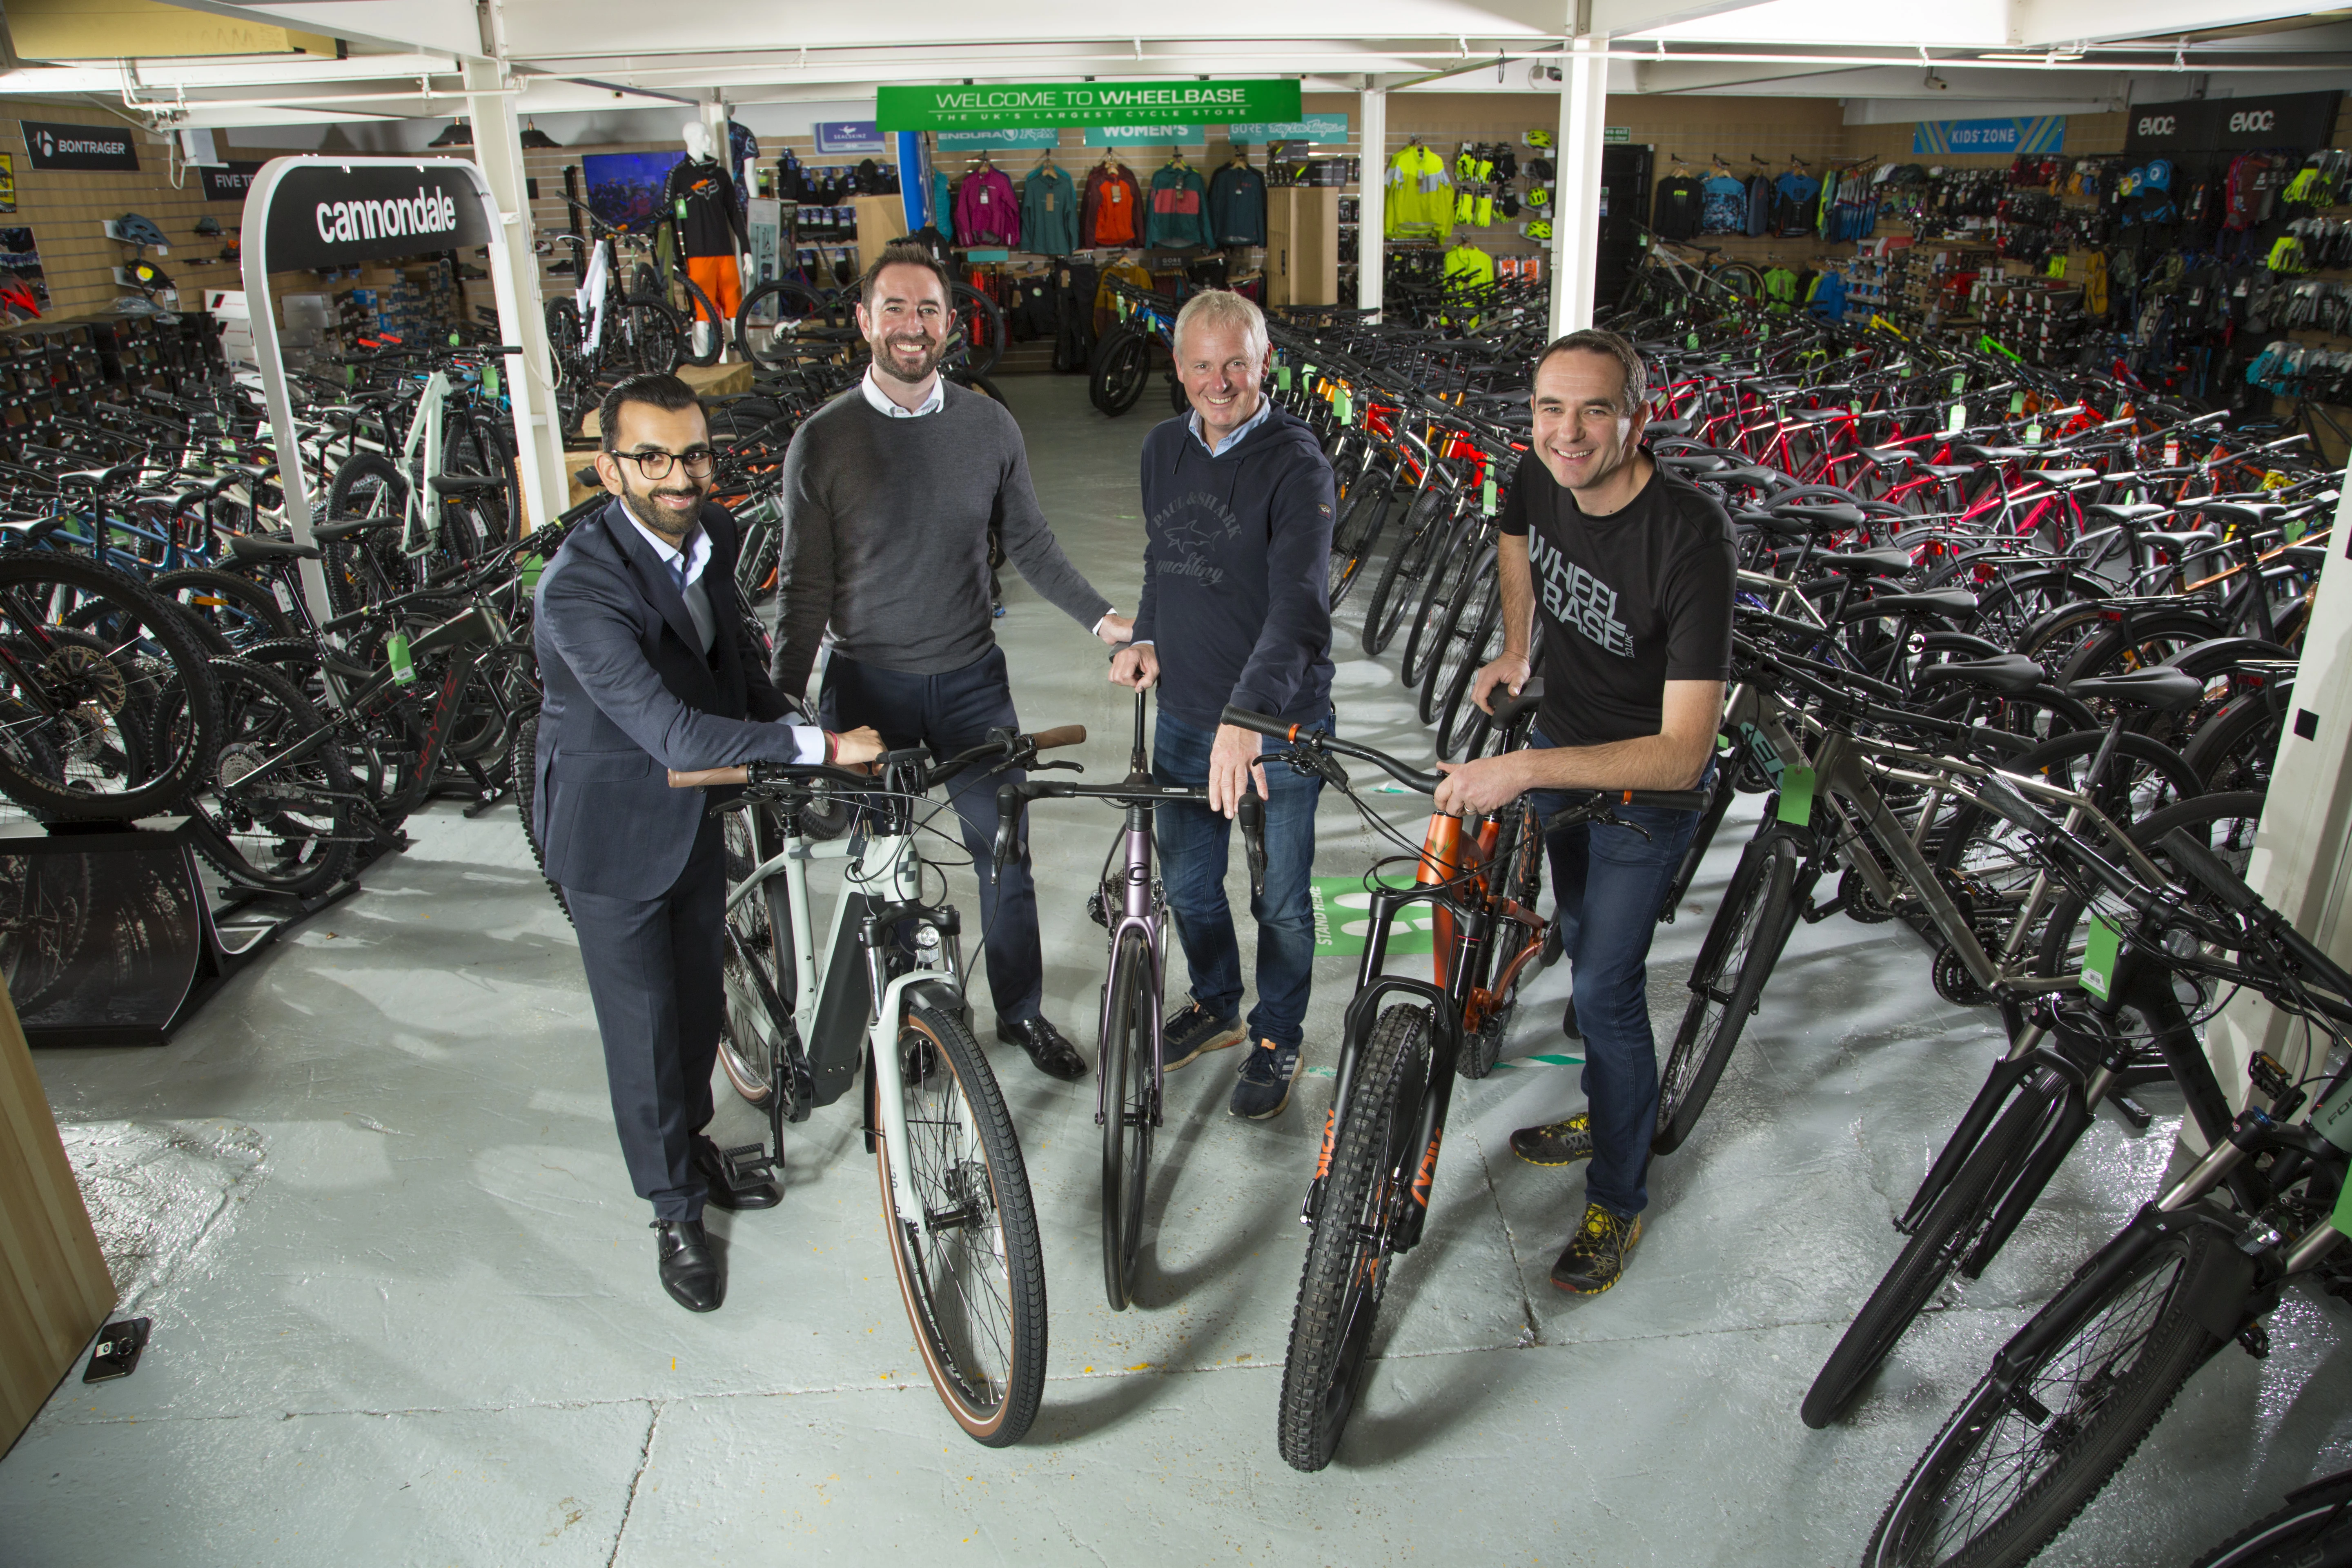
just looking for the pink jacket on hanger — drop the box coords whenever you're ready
[954,167,1021,247]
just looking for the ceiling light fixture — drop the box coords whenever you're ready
[519,120,560,148]
[428,118,472,147]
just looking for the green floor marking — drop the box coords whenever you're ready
[1310,874,1436,958]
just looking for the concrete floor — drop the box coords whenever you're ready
[7,375,2350,1566]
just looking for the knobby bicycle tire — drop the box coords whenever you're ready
[1101,928,1155,1311]
[509,713,571,926]
[149,567,295,650]
[0,552,220,822]
[1802,1086,2050,1429]
[1433,575,1506,761]
[1362,488,1450,656]
[880,1000,1048,1447]
[1420,548,1496,728]
[1396,514,1484,690]
[1862,1222,2228,1568]
[168,655,356,897]
[1461,805,1543,1079]
[1089,325,1151,416]
[1653,831,1800,1155]
[2189,1470,2352,1568]
[1277,1002,1431,1472]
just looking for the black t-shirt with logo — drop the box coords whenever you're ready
[1497,452,1735,748]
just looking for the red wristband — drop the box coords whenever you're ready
[824,730,839,765]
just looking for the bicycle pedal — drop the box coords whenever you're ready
[2237,1322,2271,1360]
[717,1142,776,1187]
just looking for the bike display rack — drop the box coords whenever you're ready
[0,817,365,1047]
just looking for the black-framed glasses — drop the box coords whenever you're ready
[614,446,717,480]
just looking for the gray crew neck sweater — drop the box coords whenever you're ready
[771,381,1112,697]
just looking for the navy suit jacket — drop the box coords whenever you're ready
[533,497,805,899]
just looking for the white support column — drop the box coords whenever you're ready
[1357,87,1387,321]
[700,95,730,168]
[1548,34,1610,338]
[2196,465,2352,1140]
[463,56,568,531]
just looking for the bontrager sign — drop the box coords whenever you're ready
[876,79,1301,130]
[20,118,139,172]
[259,162,492,269]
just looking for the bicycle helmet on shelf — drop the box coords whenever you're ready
[1524,184,1551,207]
[2141,158,2173,193]
[113,212,168,251]
[1524,129,1552,149]
[193,215,223,237]
[1523,218,1552,241]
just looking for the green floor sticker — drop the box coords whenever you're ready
[1311,875,1437,958]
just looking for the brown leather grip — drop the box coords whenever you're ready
[668,766,749,788]
[1030,724,1088,751]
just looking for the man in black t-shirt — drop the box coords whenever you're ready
[1435,327,1734,1296]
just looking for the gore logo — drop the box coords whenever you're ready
[2135,115,2177,137]
[2228,109,2277,133]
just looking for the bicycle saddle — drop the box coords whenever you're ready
[1735,511,1817,541]
[1913,654,2047,696]
[311,515,399,543]
[1773,502,1869,530]
[2086,501,2169,526]
[2028,468,2100,486]
[2180,500,2283,528]
[1709,463,1787,491]
[429,472,506,497]
[226,531,322,563]
[1861,445,1921,466]
[1919,463,1980,481]
[2274,545,2330,572]
[2061,666,2204,713]
[57,461,139,490]
[1489,676,1547,729]
[1842,588,1978,624]
[1646,417,1696,438]
[1783,406,1846,424]
[1817,549,1912,579]
[2140,529,2224,560]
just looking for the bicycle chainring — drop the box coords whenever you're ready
[1932,943,1992,1007]
[1838,864,1894,924]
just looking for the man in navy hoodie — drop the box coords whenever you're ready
[1111,290,1334,1119]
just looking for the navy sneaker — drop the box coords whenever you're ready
[1508,1111,1592,1167]
[1161,1000,1245,1071]
[1229,1038,1300,1119]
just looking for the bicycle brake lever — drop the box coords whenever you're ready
[1239,793,1267,899]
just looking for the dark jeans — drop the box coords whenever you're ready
[1152,707,1327,1051]
[822,646,1042,1025]
[1528,729,1709,1220]
[564,810,726,1223]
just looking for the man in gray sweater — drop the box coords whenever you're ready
[773,241,1129,1081]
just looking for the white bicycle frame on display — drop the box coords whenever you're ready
[726,799,974,1229]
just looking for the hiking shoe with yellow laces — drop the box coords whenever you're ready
[1550,1203,1643,1294]
[1508,1111,1592,1167]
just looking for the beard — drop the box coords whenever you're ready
[872,332,944,385]
[617,470,703,539]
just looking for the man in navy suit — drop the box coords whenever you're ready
[535,373,880,1313]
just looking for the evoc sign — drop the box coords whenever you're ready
[259,161,493,268]
[2125,90,2341,154]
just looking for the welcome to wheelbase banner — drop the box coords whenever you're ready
[877,80,1301,131]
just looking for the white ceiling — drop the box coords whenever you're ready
[4,0,2347,129]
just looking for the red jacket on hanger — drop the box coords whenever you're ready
[954,165,1021,247]
[1081,163,1144,248]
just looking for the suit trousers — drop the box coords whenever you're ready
[821,645,1043,1025]
[563,809,727,1223]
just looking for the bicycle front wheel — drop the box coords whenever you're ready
[1101,929,1156,1310]
[879,999,1048,1446]
[1653,829,1800,1154]
[1862,1221,2229,1568]
[1277,1002,1431,1472]
[1802,1083,2051,1429]
[2190,1469,2352,1568]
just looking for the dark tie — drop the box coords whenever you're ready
[666,552,688,594]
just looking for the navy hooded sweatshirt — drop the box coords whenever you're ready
[1133,400,1335,731]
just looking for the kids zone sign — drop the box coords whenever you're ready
[877,80,1301,130]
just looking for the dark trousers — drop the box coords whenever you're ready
[1151,707,1327,1051]
[563,811,726,1223]
[821,645,1043,1025]
[1528,731,1709,1221]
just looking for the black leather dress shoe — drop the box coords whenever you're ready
[996,1014,1087,1081]
[693,1134,780,1211]
[654,1218,724,1312]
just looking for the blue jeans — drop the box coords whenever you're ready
[1152,708,1327,1051]
[1528,729,1708,1220]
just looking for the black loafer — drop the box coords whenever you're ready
[653,1218,723,1312]
[693,1133,780,1211]
[996,1014,1087,1081]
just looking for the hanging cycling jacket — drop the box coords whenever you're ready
[662,157,747,258]
[955,166,1021,248]
[1146,165,1212,249]
[727,120,759,203]
[1021,166,1080,255]
[1699,174,1747,234]
[932,172,954,241]
[1746,175,1773,238]
[1805,270,1848,321]
[1443,241,1495,296]
[1653,175,1705,239]
[1772,173,1820,236]
[1207,163,1267,247]
[1385,143,1453,239]
[1082,163,1144,248]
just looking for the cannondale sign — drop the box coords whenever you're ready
[261,163,492,268]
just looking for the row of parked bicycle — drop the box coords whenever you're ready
[1227,272,2350,1562]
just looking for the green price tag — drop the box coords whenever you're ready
[1334,390,1352,421]
[1302,363,1315,384]
[1686,332,1699,349]
[1951,372,1966,395]
[2333,1159,2352,1239]
[2284,517,2306,543]
[482,364,501,398]
[2081,916,2120,1000]
[1276,364,1292,390]
[675,197,688,223]
[2025,421,2042,444]
[1481,479,1497,516]
[518,550,547,589]
[1775,764,1816,826]
[1947,402,1967,433]
[386,630,416,687]
[2009,390,2027,414]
